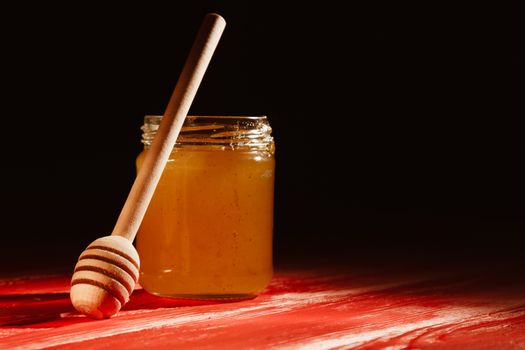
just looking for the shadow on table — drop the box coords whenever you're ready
[0,288,249,329]
[122,289,252,311]
[0,292,75,327]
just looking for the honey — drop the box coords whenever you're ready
[136,116,275,298]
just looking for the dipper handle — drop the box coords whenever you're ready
[112,13,226,240]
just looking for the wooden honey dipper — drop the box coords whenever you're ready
[70,13,226,319]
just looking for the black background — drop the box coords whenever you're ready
[0,2,524,270]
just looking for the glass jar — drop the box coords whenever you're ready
[136,115,275,299]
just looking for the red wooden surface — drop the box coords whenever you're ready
[1,264,525,349]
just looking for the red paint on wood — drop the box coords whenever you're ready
[1,267,525,349]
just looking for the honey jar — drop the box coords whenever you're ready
[136,116,275,298]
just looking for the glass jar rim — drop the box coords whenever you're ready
[141,115,274,152]
[144,115,268,122]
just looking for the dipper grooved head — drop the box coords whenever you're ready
[70,236,140,319]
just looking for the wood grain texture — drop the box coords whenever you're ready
[1,266,525,349]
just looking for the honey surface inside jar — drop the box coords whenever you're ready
[136,147,274,298]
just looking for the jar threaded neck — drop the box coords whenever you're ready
[141,115,274,153]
